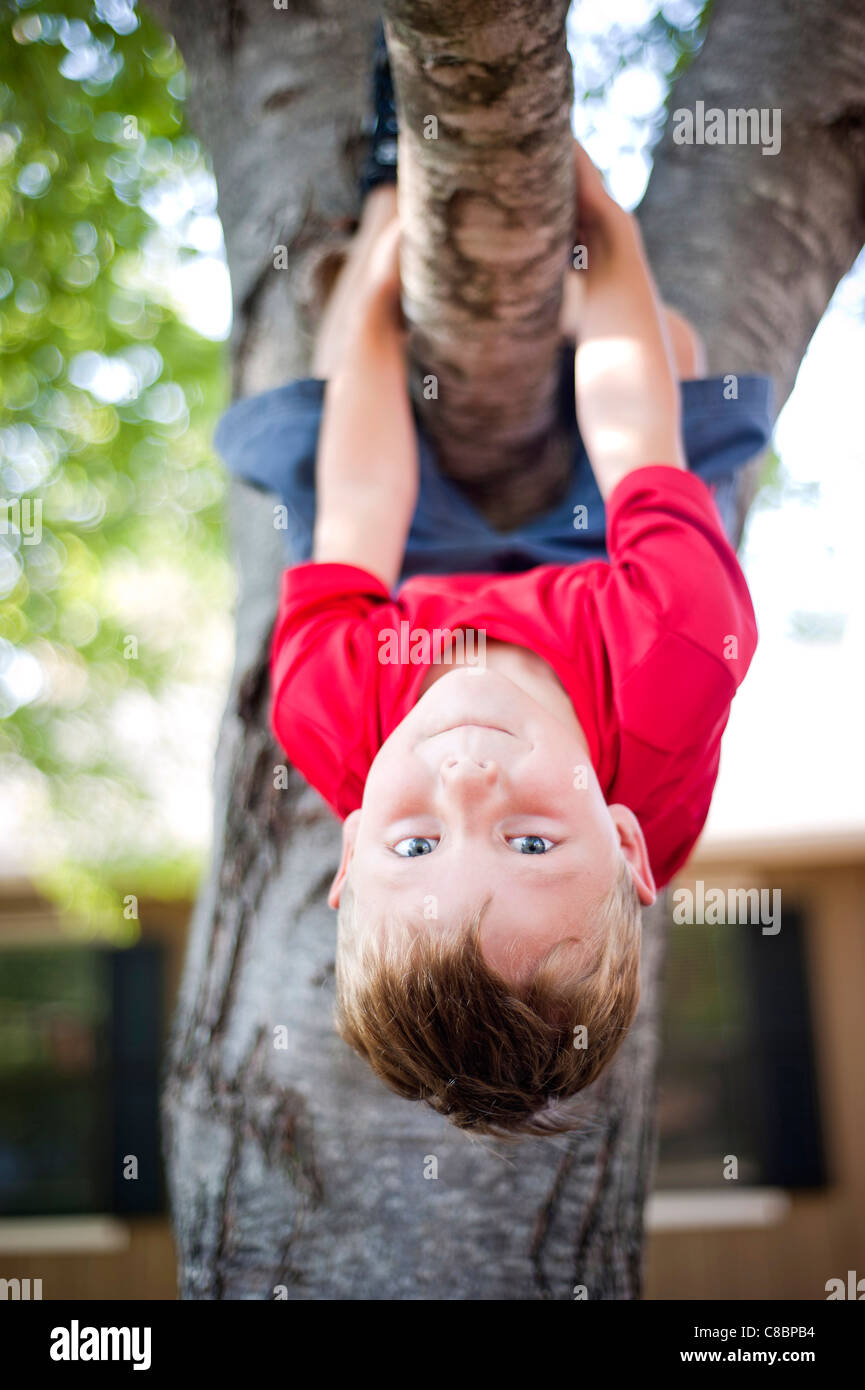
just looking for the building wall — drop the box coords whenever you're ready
[0,888,183,1302]
[646,855,865,1300]
[0,1221,177,1302]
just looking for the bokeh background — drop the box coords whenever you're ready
[0,0,231,925]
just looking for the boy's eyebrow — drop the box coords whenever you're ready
[521,865,577,885]
[504,865,580,889]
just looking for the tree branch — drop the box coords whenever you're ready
[384,0,576,525]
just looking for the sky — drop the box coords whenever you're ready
[705,283,865,845]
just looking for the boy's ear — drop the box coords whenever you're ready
[608,804,657,906]
[327,809,362,909]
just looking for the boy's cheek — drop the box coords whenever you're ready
[363,731,427,808]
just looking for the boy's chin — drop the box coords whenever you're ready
[425,662,492,686]
[415,670,533,732]
[419,664,518,704]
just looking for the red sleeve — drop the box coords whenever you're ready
[596,466,758,886]
[600,465,758,752]
[269,561,391,818]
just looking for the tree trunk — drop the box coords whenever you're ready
[385,1,576,525]
[147,0,865,1299]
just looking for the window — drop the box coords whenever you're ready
[655,903,826,1190]
[0,945,165,1217]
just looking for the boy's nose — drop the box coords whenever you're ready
[440,756,499,799]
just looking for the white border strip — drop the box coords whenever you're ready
[647,1188,792,1232]
[0,1217,131,1254]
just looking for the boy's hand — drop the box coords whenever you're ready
[572,140,634,274]
[568,139,687,498]
[561,140,642,337]
[361,215,406,341]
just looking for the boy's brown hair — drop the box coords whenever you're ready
[333,859,642,1139]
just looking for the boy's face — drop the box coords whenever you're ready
[328,666,655,983]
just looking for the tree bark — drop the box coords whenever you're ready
[147,0,865,1299]
[385,1,576,525]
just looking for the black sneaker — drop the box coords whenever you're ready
[359,20,398,198]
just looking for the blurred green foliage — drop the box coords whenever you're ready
[0,0,229,929]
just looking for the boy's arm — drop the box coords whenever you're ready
[571,145,688,501]
[312,223,418,591]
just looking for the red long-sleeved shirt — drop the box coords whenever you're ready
[270,466,757,887]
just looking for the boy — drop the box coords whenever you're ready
[215,37,774,1139]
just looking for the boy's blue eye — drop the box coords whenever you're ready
[508,835,555,854]
[393,836,439,857]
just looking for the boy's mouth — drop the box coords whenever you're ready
[435,722,514,735]
[415,667,533,744]
[419,722,522,756]
[420,721,520,745]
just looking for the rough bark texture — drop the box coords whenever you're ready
[145,0,865,1300]
[385,1,577,525]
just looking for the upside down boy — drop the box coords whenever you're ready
[215,32,774,1138]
